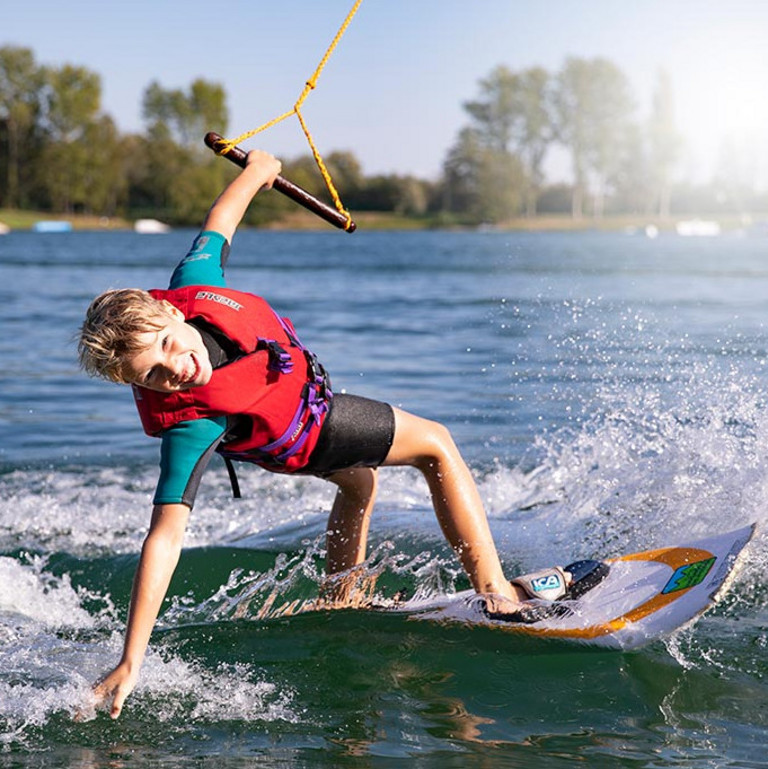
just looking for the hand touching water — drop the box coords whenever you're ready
[93,660,138,719]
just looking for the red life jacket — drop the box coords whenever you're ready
[132,285,332,474]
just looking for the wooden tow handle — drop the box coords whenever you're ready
[204,132,356,233]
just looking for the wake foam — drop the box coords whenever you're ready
[0,555,297,747]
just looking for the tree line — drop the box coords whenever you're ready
[1,45,764,226]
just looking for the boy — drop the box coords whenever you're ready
[79,151,551,719]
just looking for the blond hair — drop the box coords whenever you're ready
[78,288,169,383]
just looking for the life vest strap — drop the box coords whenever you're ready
[257,364,332,465]
[219,310,332,490]
[223,456,242,498]
[257,338,294,374]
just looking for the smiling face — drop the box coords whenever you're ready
[122,303,213,393]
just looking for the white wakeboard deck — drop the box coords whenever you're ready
[394,524,755,650]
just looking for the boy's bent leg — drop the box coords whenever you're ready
[325,466,378,574]
[383,408,525,607]
[319,467,379,608]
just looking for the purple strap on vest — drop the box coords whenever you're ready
[260,339,294,374]
[253,309,332,464]
[258,382,330,462]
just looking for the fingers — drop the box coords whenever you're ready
[244,150,282,189]
[92,666,136,720]
[92,679,117,717]
[110,687,128,720]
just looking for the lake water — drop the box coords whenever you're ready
[1,227,768,767]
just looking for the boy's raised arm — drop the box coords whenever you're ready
[202,150,282,242]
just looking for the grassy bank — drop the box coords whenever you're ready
[0,209,130,230]
[1,208,763,233]
[0,208,440,231]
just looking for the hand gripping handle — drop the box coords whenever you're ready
[204,132,356,233]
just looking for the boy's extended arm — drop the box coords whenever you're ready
[93,503,190,719]
[91,152,279,719]
[201,150,282,242]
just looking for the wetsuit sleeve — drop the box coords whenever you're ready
[156,230,232,506]
[169,230,230,289]
[153,416,228,508]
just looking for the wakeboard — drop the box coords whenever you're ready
[396,523,756,650]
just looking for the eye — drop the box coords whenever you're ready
[161,335,169,350]
[144,367,157,385]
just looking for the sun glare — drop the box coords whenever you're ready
[670,26,768,186]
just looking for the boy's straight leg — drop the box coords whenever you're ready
[383,408,522,604]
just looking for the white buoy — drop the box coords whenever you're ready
[134,218,171,234]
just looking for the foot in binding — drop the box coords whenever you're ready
[479,559,610,625]
[479,595,571,624]
[560,559,610,600]
[511,559,609,602]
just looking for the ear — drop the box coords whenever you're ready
[160,300,185,321]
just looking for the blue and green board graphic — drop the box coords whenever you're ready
[663,557,716,594]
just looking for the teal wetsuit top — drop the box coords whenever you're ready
[152,230,232,508]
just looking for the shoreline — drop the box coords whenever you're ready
[1,207,765,233]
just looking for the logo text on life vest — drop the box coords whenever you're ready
[195,291,243,311]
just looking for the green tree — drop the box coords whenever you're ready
[514,67,555,216]
[609,122,651,215]
[283,155,327,199]
[442,127,524,223]
[36,116,126,215]
[555,57,636,218]
[133,78,230,223]
[463,65,555,216]
[353,173,431,215]
[142,78,228,148]
[0,46,45,208]
[80,116,128,214]
[125,122,189,217]
[449,65,552,221]
[169,160,230,224]
[44,64,100,141]
[555,58,592,217]
[36,137,88,212]
[325,150,364,199]
[647,69,682,218]
[442,128,480,215]
[355,174,400,211]
[391,176,431,216]
[464,65,520,153]
[36,63,118,213]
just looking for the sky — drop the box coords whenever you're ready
[3,0,768,185]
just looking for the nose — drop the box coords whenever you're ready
[168,356,186,383]
[155,347,182,385]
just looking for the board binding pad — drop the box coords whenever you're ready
[404,524,756,650]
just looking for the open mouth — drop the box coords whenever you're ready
[182,354,200,385]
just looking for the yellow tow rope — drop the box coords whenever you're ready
[212,0,363,231]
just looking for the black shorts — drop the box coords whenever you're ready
[302,393,395,477]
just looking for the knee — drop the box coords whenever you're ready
[387,408,465,472]
[330,466,378,501]
[413,419,460,470]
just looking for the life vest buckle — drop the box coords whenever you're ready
[305,350,331,400]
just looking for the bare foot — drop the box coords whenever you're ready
[480,593,527,616]
[508,582,530,602]
[316,567,379,609]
